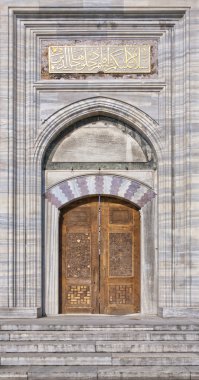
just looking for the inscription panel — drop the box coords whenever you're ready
[48,44,151,74]
[66,233,91,278]
[42,39,158,79]
[109,233,132,277]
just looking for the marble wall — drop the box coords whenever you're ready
[0,0,199,318]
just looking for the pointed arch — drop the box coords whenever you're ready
[34,97,162,166]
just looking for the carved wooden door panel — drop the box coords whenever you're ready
[100,197,140,314]
[60,197,99,313]
[60,196,140,314]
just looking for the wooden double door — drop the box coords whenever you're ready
[60,196,140,314]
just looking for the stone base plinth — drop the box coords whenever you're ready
[0,308,42,319]
[158,307,199,318]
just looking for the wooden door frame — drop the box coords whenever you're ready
[59,196,140,315]
[44,174,157,317]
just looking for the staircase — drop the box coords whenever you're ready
[0,316,199,379]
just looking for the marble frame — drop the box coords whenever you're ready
[0,5,196,318]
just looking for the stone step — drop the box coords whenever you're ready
[1,322,199,331]
[1,352,199,366]
[0,341,96,353]
[1,319,199,379]
[6,330,199,341]
[97,340,199,353]
[1,340,199,353]
[0,365,198,380]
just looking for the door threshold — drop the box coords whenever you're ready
[56,313,147,318]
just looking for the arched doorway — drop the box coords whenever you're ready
[42,99,158,317]
[59,196,140,314]
[45,174,156,316]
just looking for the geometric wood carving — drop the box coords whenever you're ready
[109,233,132,277]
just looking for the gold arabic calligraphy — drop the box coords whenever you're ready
[48,44,151,74]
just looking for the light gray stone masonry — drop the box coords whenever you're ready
[0,0,199,318]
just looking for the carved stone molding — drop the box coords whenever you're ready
[35,96,162,164]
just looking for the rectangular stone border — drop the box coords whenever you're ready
[0,5,192,317]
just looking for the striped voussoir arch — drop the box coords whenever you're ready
[45,175,156,209]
